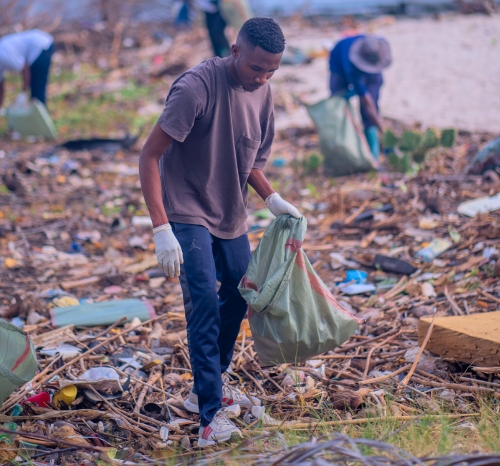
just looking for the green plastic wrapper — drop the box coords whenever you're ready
[50,299,156,328]
[0,319,38,407]
[307,96,378,177]
[239,215,362,367]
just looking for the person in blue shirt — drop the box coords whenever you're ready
[329,35,392,159]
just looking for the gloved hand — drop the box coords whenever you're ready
[153,223,184,277]
[266,193,301,218]
[14,92,28,106]
[0,107,6,117]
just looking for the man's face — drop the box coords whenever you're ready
[232,42,282,92]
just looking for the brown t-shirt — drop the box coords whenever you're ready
[157,57,274,239]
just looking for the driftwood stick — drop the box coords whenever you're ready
[263,373,285,392]
[401,314,436,386]
[335,328,400,352]
[362,333,400,379]
[115,368,171,396]
[240,366,266,394]
[478,289,500,305]
[411,376,500,400]
[445,286,464,315]
[0,426,106,452]
[253,413,477,431]
[85,386,152,435]
[134,371,162,415]
[458,377,500,389]
[92,316,128,340]
[383,277,409,300]
[344,199,370,225]
[359,364,412,385]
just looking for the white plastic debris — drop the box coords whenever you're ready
[421,282,437,297]
[457,193,500,217]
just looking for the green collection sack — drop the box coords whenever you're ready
[238,215,362,367]
[219,0,253,31]
[6,100,57,140]
[307,96,378,177]
[0,319,38,406]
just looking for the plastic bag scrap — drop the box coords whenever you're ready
[307,96,379,177]
[50,299,156,327]
[239,215,362,367]
[0,318,38,406]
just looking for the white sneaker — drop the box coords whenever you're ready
[183,391,199,413]
[198,409,242,448]
[183,384,261,414]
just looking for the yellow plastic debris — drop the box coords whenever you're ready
[52,296,80,307]
[4,258,18,269]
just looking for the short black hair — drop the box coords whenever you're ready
[238,17,286,54]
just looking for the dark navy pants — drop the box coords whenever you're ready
[30,43,54,105]
[329,71,383,130]
[171,223,251,426]
[204,10,230,57]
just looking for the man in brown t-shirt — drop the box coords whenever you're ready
[139,18,301,447]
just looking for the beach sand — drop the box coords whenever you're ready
[273,13,500,133]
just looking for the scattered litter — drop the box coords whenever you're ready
[421,282,437,297]
[341,283,377,295]
[415,238,452,262]
[132,216,154,227]
[457,193,500,217]
[0,19,499,462]
[419,217,438,230]
[40,344,81,360]
[23,392,50,407]
[330,252,359,269]
[50,299,156,327]
[53,385,78,408]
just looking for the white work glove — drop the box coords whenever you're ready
[14,92,28,107]
[0,107,5,117]
[153,223,184,277]
[266,193,302,218]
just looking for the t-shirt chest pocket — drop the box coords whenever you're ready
[236,135,260,188]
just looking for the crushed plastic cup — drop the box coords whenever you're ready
[251,406,280,426]
[23,392,50,407]
[345,270,367,284]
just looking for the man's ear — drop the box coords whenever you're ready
[231,43,240,59]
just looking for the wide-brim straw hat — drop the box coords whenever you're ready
[349,36,392,74]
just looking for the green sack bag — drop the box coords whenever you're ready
[307,96,378,177]
[6,100,57,140]
[239,215,362,367]
[0,319,38,406]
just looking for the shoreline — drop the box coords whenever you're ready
[273,13,500,133]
